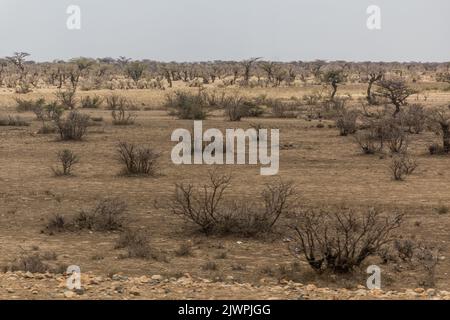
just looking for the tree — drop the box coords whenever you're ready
[437,72,450,84]
[322,70,345,100]
[6,52,30,74]
[126,61,146,86]
[375,79,415,117]
[260,61,275,85]
[428,106,450,153]
[366,71,383,105]
[240,57,261,86]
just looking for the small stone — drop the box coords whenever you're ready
[129,287,141,296]
[306,284,317,291]
[32,290,39,295]
[64,291,75,298]
[414,288,425,294]
[24,272,34,279]
[75,288,85,295]
[114,285,124,294]
[151,275,163,281]
[357,285,366,290]
[7,288,15,294]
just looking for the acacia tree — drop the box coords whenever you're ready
[322,70,345,100]
[240,57,261,86]
[428,106,450,153]
[6,52,30,79]
[260,61,275,86]
[437,72,450,84]
[126,61,146,86]
[375,79,415,117]
[366,71,383,105]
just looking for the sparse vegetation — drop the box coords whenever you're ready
[291,206,403,273]
[52,149,79,176]
[117,142,159,176]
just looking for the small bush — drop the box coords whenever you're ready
[43,213,68,234]
[269,99,297,118]
[0,115,30,126]
[74,198,128,231]
[6,254,48,273]
[394,239,415,262]
[223,94,246,121]
[55,111,90,140]
[335,109,357,136]
[55,89,77,109]
[171,170,295,235]
[15,97,45,112]
[52,149,79,176]
[402,104,425,134]
[389,154,417,181]
[354,131,380,154]
[81,95,104,109]
[117,142,159,176]
[291,206,403,273]
[166,91,209,120]
[112,106,136,125]
[175,242,194,257]
[115,229,154,259]
[386,125,408,153]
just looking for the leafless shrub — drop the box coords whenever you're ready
[416,245,440,287]
[401,104,425,134]
[170,170,295,235]
[223,94,246,121]
[389,154,417,181]
[55,111,90,140]
[335,109,358,136]
[385,125,408,153]
[115,229,154,259]
[74,198,128,231]
[112,105,136,125]
[166,91,209,120]
[5,254,49,273]
[43,213,68,235]
[52,149,79,176]
[394,239,416,262]
[291,206,403,273]
[15,97,45,112]
[0,115,30,126]
[55,89,77,109]
[81,95,103,109]
[117,142,160,176]
[354,130,380,154]
[175,242,194,257]
[269,99,297,118]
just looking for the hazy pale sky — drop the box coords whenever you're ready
[0,0,449,62]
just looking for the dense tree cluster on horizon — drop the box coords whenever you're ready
[0,52,449,92]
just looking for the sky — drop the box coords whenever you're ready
[0,0,449,62]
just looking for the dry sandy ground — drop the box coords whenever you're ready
[0,84,450,299]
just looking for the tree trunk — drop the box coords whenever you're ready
[331,82,337,100]
[442,124,450,153]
